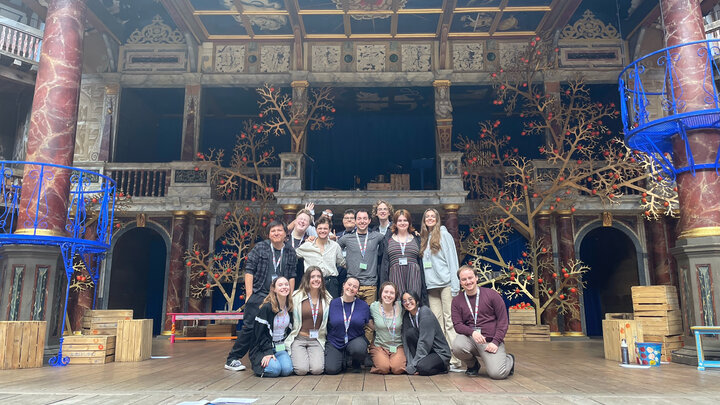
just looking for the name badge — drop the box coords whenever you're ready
[344,335,349,344]
[399,257,408,266]
[474,328,482,334]
[309,329,319,339]
[359,262,368,270]
[272,274,278,281]
[388,346,397,353]
[423,261,432,269]
[274,343,286,352]
[342,250,347,257]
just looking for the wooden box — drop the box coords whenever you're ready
[82,309,133,335]
[367,182,391,191]
[116,319,152,362]
[523,325,551,342]
[505,325,525,342]
[631,286,679,311]
[643,334,684,362]
[206,324,235,337]
[602,319,644,363]
[605,313,633,320]
[390,174,410,191]
[63,335,115,365]
[0,321,46,369]
[634,310,683,335]
[509,308,536,325]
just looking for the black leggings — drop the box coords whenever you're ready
[324,336,368,375]
[416,352,447,376]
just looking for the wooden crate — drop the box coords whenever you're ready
[0,321,46,370]
[116,319,152,362]
[390,174,410,191]
[63,335,115,365]
[643,334,684,362]
[631,285,680,311]
[367,182,391,191]
[505,325,525,342]
[605,313,633,320]
[183,325,206,337]
[82,309,133,335]
[206,324,235,337]
[524,325,551,342]
[634,310,683,335]
[602,319,644,363]
[509,309,536,325]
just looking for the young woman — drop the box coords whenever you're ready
[249,276,294,377]
[420,208,462,372]
[284,266,333,375]
[380,209,428,304]
[324,277,371,374]
[368,281,406,375]
[401,291,451,376]
[296,217,346,297]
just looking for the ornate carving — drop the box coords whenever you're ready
[175,169,208,183]
[312,45,341,72]
[127,15,185,45]
[357,44,386,72]
[401,44,432,72]
[223,0,288,31]
[260,45,290,72]
[74,83,106,162]
[332,0,407,20]
[433,81,452,120]
[453,43,484,71]
[215,45,245,73]
[498,42,525,67]
[436,124,453,153]
[561,10,621,40]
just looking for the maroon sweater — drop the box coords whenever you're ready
[451,287,509,344]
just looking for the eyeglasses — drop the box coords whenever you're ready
[402,299,415,304]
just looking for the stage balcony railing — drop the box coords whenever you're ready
[0,15,42,66]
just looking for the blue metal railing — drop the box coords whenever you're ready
[619,39,720,180]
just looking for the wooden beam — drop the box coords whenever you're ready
[488,0,509,36]
[160,0,205,43]
[20,0,45,20]
[85,0,122,44]
[536,0,581,34]
[0,64,35,87]
[232,0,256,37]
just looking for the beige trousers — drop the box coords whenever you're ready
[451,334,514,380]
[428,286,462,368]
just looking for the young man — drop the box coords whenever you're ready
[338,209,385,306]
[295,216,346,297]
[371,200,393,236]
[450,265,515,379]
[224,221,297,371]
[336,209,356,239]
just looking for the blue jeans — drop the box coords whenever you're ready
[263,350,293,377]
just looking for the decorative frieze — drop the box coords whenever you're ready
[401,44,432,72]
[215,45,245,73]
[357,44,386,72]
[452,42,484,71]
[312,45,341,72]
[260,45,291,72]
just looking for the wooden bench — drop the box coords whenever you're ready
[691,326,720,370]
[167,312,244,343]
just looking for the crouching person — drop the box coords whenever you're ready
[250,277,294,377]
[451,265,515,379]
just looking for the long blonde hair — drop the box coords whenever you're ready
[420,208,442,255]
[262,277,294,313]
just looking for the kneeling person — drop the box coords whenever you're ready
[250,277,294,377]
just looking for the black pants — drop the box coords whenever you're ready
[324,337,368,375]
[416,353,447,376]
[226,295,263,362]
[325,276,340,298]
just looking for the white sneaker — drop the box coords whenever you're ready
[224,359,246,371]
[449,365,465,373]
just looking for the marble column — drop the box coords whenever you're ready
[646,218,679,287]
[98,84,119,162]
[181,84,202,161]
[16,0,87,235]
[556,211,582,334]
[164,211,188,331]
[443,204,461,251]
[188,211,211,313]
[535,212,559,332]
[282,204,299,225]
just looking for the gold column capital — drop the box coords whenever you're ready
[291,80,309,88]
[678,226,720,239]
[433,79,451,87]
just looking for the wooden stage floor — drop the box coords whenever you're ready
[0,338,718,404]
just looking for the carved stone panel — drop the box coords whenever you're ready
[452,43,484,71]
[498,42,525,68]
[402,44,432,72]
[215,45,245,73]
[74,83,106,162]
[357,44,386,72]
[311,45,341,72]
[260,45,291,73]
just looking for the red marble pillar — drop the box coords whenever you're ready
[16,0,87,235]
[164,211,188,331]
[645,218,679,287]
[188,211,211,313]
[181,84,201,161]
[556,211,582,333]
[535,212,559,332]
[282,204,299,225]
[443,204,461,251]
[661,0,720,238]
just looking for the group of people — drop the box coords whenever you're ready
[223,200,515,379]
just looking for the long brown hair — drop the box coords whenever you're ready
[298,266,328,303]
[262,276,294,313]
[420,208,442,255]
[390,209,416,235]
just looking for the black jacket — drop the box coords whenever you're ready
[249,302,293,375]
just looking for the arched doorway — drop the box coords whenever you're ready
[107,227,168,335]
[579,226,640,336]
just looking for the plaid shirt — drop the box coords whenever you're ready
[246,239,297,299]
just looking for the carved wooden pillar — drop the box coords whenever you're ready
[290,80,309,153]
[433,80,453,154]
[536,211,559,332]
[556,211,582,334]
[165,211,189,331]
[181,84,202,161]
[188,211,212,313]
[98,84,118,162]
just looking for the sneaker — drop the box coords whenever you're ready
[465,363,480,377]
[449,365,465,373]
[508,354,515,376]
[224,359,246,371]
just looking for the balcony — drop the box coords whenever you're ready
[0,15,42,70]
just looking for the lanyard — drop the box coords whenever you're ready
[271,246,283,273]
[464,291,480,327]
[342,299,356,337]
[308,293,319,328]
[380,304,397,337]
[291,234,305,249]
[399,235,410,256]
[409,311,419,328]
[356,232,369,258]
[273,307,288,340]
